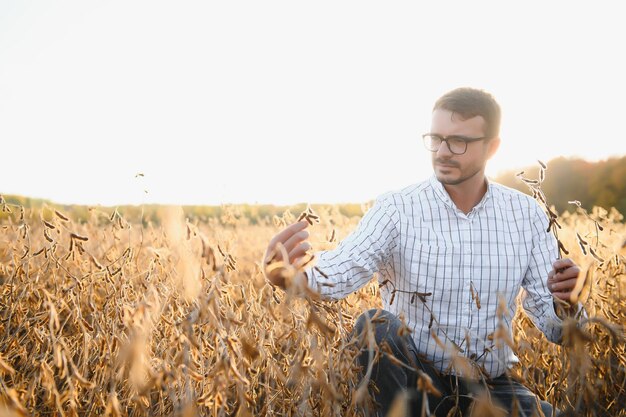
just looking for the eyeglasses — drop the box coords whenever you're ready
[422,133,489,155]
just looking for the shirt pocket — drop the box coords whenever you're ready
[406,242,456,304]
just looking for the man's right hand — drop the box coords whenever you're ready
[263,220,311,288]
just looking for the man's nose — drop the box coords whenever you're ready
[436,140,453,157]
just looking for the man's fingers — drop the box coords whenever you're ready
[547,258,579,302]
[550,258,580,288]
[289,241,312,263]
[552,265,581,282]
[549,277,578,293]
[266,221,309,263]
[552,258,575,272]
[268,221,309,250]
[266,230,309,264]
[283,230,310,254]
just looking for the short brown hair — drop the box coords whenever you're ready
[433,87,501,138]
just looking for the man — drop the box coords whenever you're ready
[264,87,581,416]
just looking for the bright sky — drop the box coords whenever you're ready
[1,1,624,206]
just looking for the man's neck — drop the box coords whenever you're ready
[442,174,488,214]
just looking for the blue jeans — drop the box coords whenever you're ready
[354,309,557,417]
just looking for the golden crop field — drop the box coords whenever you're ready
[0,198,624,416]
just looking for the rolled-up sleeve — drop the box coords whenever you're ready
[306,196,399,300]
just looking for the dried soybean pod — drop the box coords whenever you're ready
[389,290,396,306]
[55,210,69,221]
[589,247,605,263]
[70,233,89,241]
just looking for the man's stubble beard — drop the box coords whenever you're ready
[434,162,484,186]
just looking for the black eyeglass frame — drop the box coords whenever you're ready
[421,133,490,155]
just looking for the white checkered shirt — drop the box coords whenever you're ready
[306,175,563,378]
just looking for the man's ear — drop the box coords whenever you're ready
[486,137,501,159]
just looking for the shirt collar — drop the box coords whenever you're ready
[428,174,493,217]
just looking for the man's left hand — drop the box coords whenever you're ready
[547,258,581,303]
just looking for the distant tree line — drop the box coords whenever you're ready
[493,155,626,217]
[3,156,624,224]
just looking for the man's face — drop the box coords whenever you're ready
[429,108,498,186]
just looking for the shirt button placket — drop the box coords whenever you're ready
[462,219,473,327]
